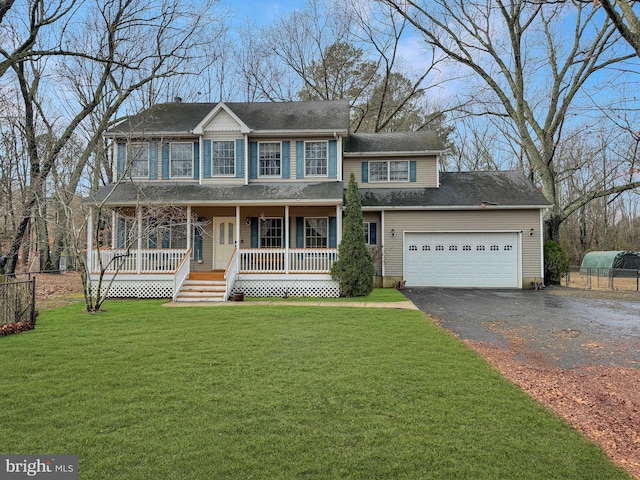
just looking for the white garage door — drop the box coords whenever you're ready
[404,232,519,288]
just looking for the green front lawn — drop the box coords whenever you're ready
[0,301,630,479]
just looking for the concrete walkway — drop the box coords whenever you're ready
[164,300,419,310]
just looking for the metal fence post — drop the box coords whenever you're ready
[31,277,36,327]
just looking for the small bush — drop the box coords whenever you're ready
[544,240,569,284]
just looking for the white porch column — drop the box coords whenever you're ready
[186,206,192,255]
[111,210,116,248]
[235,206,241,249]
[87,208,93,274]
[136,208,142,273]
[284,205,290,273]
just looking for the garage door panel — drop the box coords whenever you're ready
[404,232,519,288]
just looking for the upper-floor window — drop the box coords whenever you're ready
[212,141,235,176]
[305,217,328,248]
[259,142,281,177]
[305,141,327,176]
[170,143,193,178]
[128,143,149,178]
[369,160,409,182]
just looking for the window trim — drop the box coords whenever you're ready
[258,141,282,178]
[304,140,328,177]
[368,160,410,182]
[128,142,149,178]
[169,142,193,179]
[211,140,236,177]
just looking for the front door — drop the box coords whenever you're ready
[214,217,236,270]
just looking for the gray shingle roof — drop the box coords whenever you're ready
[89,181,344,206]
[360,171,551,208]
[344,132,445,154]
[106,100,350,135]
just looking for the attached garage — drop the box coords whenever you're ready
[404,232,520,288]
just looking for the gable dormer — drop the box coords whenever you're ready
[193,102,250,135]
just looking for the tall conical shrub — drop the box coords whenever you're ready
[331,173,374,297]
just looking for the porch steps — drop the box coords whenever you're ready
[175,271,228,302]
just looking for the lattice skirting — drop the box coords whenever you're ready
[233,279,340,298]
[91,280,173,298]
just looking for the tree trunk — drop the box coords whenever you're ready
[36,196,52,271]
[545,212,563,244]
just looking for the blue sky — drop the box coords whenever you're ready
[222,0,308,26]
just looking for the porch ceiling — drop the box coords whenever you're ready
[87,181,344,207]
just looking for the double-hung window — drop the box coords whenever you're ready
[260,218,283,248]
[170,143,193,178]
[128,143,149,178]
[259,142,281,177]
[212,141,235,176]
[369,160,409,182]
[305,217,328,248]
[305,141,327,176]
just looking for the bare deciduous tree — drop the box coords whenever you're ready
[383,0,639,241]
[2,0,223,274]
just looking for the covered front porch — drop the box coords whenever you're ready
[86,202,342,301]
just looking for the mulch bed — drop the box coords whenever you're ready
[466,340,640,479]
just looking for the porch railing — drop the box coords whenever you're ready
[173,248,192,301]
[224,247,240,300]
[90,248,189,273]
[239,248,338,273]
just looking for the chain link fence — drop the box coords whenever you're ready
[565,267,640,292]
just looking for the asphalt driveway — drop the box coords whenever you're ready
[403,287,640,369]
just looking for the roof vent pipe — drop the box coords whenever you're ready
[174,96,182,103]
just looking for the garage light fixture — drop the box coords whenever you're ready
[529,228,534,236]
[391,229,396,237]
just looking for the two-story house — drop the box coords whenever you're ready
[87,99,550,301]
